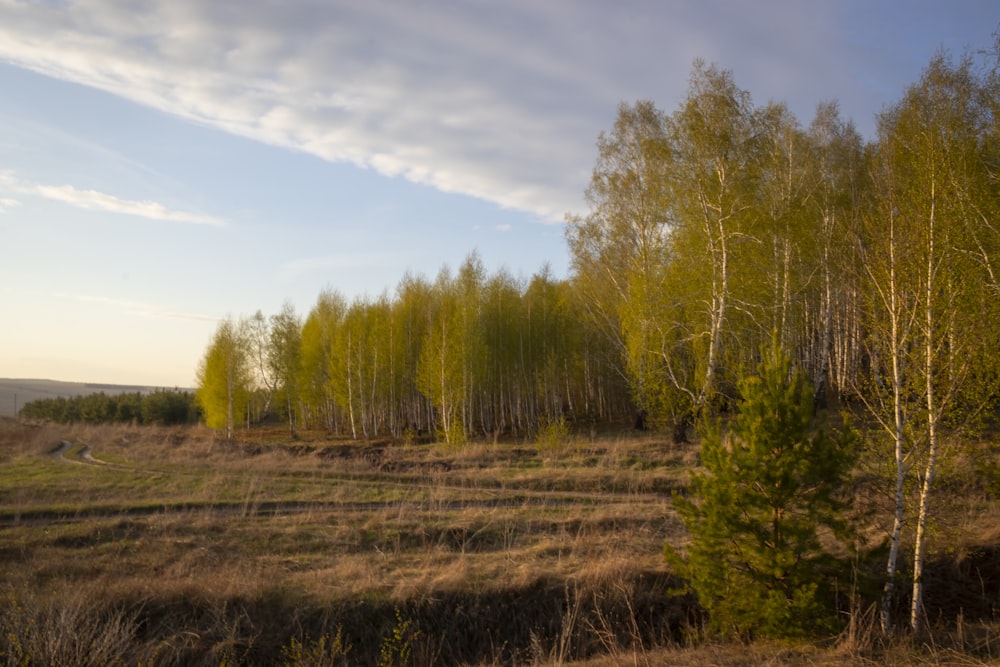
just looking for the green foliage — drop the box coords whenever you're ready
[281,629,351,667]
[667,347,858,639]
[141,389,198,425]
[19,390,197,426]
[197,317,252,439]
[299,289,347,432]
[536,415,571,452]
[268,301,303,435]
[378,608,418,667]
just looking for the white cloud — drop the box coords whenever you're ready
[496,224,512,233]
[0,1,615,221]
[0,0,978,222]
[0,197,20,213]
[0,171,225,225]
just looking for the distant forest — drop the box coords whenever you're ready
[20,389,198,425]
[197,49,1000,446]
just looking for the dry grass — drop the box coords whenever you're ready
[1,416,999,665]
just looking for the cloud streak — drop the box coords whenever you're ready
[58,293,220,323]
[0,1,641,221]
[0,1,979,222]
[0,171,225,225]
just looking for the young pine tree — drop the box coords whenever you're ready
[667,346,858,639]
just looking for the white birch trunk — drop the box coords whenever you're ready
[346,331,358,440]
[911,182,938,634]
[881,208,907,636]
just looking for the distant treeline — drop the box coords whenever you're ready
[19,389,199,425]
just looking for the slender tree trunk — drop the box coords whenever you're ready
[346,332,358,440]
[882,210,907,636]
[700,211,728,410]
[439,321,451,443]
[370,345,378,437]
[911,184,938,634]
[226,366,234,441]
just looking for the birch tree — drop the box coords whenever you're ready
[565,100,671,424]
[416,267,465,444]
[243,310,277,421]
[196,317,251,440]
[803,102,866,404]
[860,135,920,635]
[394,272,435,437]
[867,50,1000,633]
[268,301,302,436]
[299,289,347,432]
[664,61,767,422]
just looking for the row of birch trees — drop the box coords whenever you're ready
[196,259,630,444]
[566,50,1000,634]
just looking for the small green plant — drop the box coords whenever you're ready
[536,415,571,452]
[281,628,351,667]
[438,419,466,450]
[379,608,418,667]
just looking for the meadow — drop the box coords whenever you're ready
[1,417,999,666]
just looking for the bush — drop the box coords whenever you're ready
[536,415,571,452]
[0,589,139,667]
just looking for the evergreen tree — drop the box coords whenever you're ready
[668,346,857,639]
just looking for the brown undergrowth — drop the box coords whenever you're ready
[0,417,999,665]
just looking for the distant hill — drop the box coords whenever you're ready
[0,379,176,417]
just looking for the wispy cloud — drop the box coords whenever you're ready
[58,293,219,323]
[0,0,954,222]
[0,171,225,225]
[0,197,20,213]
[0,2,621,221]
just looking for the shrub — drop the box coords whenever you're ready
[0,589,139,667]
[536,415,571,452]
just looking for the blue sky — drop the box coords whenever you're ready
[0,1,995,387]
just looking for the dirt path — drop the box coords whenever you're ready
[78,443,106,465]
[48,440,78,464]
[48,440,106,466]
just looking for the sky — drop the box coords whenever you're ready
[0,1,996,388]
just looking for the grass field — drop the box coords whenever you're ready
[1,417,999,666]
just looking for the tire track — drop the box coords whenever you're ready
[48,440,78,464]
[0,494,655,527]
[16,439,673,529]
[48,440,106,466]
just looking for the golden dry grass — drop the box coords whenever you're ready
[1,416,999,666]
